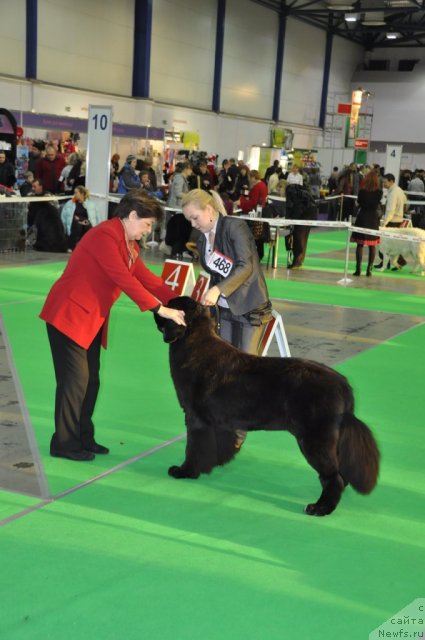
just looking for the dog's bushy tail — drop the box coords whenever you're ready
[338,414,380,494]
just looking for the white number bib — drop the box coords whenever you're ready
[206,250,233,277]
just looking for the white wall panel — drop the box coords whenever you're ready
[328,36,363,96]
[221,0,277,119]
[280,19,326,127]
[0,0,25,77]
[151,0,216,109]
[352,63,425,143]
[37,0,134,95]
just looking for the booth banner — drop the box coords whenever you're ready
[271,127,293,150]
[259,148,272,178]
[181,131,200,150]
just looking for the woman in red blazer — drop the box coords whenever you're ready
[40,191,185,461]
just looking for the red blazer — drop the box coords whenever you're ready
[40,217,173,349]
[240,181,268,213]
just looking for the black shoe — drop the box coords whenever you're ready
[84,442,110,455]
[366,268,372,277]
[374,262,383,269]
[391,265,402,271]
[352,270,361,276]
[51,449,95,461]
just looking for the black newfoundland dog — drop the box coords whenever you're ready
[155,296,380,516]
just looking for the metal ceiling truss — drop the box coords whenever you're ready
[250,0,425,47]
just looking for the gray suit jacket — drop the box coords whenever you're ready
[196,215,270,316]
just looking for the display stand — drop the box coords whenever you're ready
[161,260,196,296]
[259,310,291,357]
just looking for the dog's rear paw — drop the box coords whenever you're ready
[168,465,199,479]
[304,502,335,516]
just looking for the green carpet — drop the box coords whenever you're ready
[0,260,424,640]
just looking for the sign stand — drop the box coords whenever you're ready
[259,310,291,357]
[161,260,196,296]
[338,215,353,286]
[86,105,113,223]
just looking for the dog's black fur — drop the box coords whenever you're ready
[155,296,380,516]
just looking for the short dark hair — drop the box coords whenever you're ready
[383,173,395,182]
[115,189,164,222]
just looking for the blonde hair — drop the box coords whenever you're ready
[181,188,227,215]
[75,185,90,200]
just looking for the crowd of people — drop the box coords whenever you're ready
[3,139,425,276]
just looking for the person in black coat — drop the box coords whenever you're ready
[0,150,15,188]
[351,170,382,277]
[27,180,68,253]
[285,184,318,268]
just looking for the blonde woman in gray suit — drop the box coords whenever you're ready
[182,189,273,449]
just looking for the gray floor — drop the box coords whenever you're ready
[1,233,424,497]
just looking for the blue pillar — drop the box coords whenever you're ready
[272,9,287,122]
[133,0,152,98]
[212,0,226,113]
[319,17,334,129]
[26,0,37,79]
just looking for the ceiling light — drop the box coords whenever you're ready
[326,2,354,10]
[345,12,359,21]
[385,0,416,6]
[362,11,386,26]
[386,31,401,39]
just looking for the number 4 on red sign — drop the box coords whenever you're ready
[164,266,183,291]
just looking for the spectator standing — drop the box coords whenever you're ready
[35,145,66,194]
[376,173,407,270]
[235,170,269,261]
[117,155,141,194]
[28,141,45,175]
[19,171,34,196]
[61,186,101,250]
[195,161,214,192]
[235,170,268,214]
[27,179,67,253]
[351,171,383,277]
[234,165,251,200]
[0,150,16,188]
[285,184,317,269]
[166,161,192,209]
[327,166,339,193]
[286,165,303,186]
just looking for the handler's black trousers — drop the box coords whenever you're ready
[46,323,102,453]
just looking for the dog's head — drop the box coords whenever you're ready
[154,296,212,343]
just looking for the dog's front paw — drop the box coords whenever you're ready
[304,502,335,517]
[168,465,200,479]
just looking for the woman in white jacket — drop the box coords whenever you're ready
[61,186,101,250]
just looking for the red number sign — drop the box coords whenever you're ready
[191,272,211,301]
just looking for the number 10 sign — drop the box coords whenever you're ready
[86,105,113,211]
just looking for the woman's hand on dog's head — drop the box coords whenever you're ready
[156,305,186,326]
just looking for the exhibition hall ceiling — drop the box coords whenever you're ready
[251,0,425,48]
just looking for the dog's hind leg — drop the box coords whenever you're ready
[297,434,345,516]
[216,429,238,466]
[168,421,218,479]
